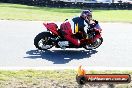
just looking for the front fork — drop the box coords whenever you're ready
[87,32,101,44]
[93,33,101,42]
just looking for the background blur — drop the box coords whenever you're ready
[0,0,132,9]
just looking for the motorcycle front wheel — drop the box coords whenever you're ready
[83,37,103,50]
[34,32,54,50]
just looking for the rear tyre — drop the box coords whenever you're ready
[34,32,54,50]
[84,37,103,50]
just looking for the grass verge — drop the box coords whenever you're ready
[0,3,132,22]
[0,70,132,88]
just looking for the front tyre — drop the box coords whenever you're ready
[84,37,103,50]
[34,32,54,50]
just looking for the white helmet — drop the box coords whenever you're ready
[80,10,92,22]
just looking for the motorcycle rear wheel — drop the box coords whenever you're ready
[34,32,54,50]
[83,37,103,50]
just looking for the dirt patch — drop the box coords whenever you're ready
[0,78,113,88]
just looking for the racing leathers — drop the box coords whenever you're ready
[60,16,89,46]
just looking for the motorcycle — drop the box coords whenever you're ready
[34,20,103,50]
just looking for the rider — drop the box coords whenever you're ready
[60,10,93,46]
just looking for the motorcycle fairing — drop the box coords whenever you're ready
[93,24,102,42]
[43,23,59,35]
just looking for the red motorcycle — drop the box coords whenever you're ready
[34,21,103,50]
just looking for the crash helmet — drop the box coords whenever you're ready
[80,10,92,22]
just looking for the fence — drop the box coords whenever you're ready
[0,0,132,9]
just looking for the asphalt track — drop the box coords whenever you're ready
[0,20,132,70]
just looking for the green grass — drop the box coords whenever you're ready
[0,3,132,22]
[93,10,132,23]
[0,70,76,81]
[0,70,132,87]
[0,3,80,21]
